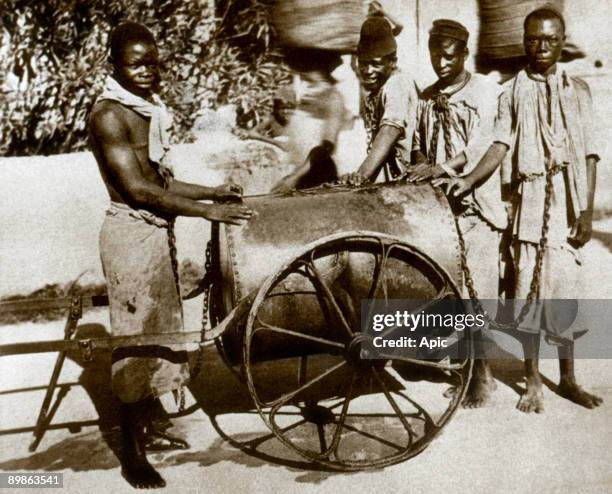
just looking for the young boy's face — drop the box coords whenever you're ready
[524,16,565,74]
[114,40,161,98]
[357,54,396,92]
[429,37,467,84]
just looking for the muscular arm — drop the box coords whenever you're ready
[167,180,240,201]
[357,125,402,180]
[91,107,249,222]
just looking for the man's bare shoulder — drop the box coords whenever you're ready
[90,100,131,142]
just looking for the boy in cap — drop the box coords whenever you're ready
[89,22,253,488]
[409,19,506,407]
[444,6,602,413]
[341,16,418,184]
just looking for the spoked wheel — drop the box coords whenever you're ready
[244,232,472,471]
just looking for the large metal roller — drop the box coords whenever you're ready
[211,182,463,364]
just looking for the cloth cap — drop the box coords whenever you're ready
[429,19,469,43]
[357,16,397,60]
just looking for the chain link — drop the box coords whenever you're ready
[160,171,190,412]
[188,240,213,380]
[457,163,556,331]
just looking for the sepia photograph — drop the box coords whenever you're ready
[0,0,610,492]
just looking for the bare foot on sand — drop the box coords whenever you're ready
[517,385,544,413]
[463,376,497,408]
[558,381,603,409]
[121,459,166,489]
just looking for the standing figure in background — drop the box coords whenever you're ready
[408,20,506,407]
[249,85,296,146]
[341,16,419,185]
[444,7,602,413]
[89,22,252,488]
[271,49,348,192]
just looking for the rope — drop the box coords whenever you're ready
[426,73,471,167]
[429,93,455,166]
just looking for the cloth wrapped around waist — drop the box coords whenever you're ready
[105,200,170,228]
[99,201,188,403]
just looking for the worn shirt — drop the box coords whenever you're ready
[493,66,600,245]
[361,68,418,180]
[414,72,507,229]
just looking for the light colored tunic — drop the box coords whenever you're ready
[414,72,507,231]
[493,66,600,340]
[361,68,419,180]
[494,66,600,245]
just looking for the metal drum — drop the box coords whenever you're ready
[211,182,462,364]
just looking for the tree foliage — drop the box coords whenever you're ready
[0,0,290,156]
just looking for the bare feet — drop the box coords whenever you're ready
[558,381,603,409]
[517,381,544,413]
[120,402,166,489]
[463,375,497,408]
[462,360,497,408]
[121,457,166,489]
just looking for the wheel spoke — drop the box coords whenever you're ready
[253,319,345,350]
[339,422,406,452]
[368,240,391,300]
[372,368,415,440]
[326,373,356,458]
[377,288,456,341]
[365,241,391,328]
[268,360,347,409]
[378,354,464,371]
[316,423,328,454]
[392,389,436,428]
[243,418,308,449]
[301,259,353,337]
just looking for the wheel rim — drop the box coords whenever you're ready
[244,233,472,471]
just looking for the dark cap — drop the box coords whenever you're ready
[429,19,469,43]
[357,16,397,61]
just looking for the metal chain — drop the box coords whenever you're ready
[189,240,213,379]
[457,163,556,331]
[161,170,188,412]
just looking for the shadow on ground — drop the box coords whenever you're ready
[592,229,612,254]
[0,322,564,483]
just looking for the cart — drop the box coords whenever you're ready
[0,181,472,471]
